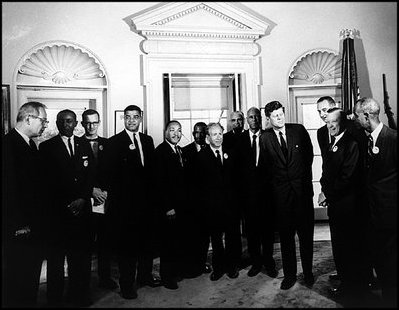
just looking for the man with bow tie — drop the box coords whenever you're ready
[39,109,94,307]
[195,122,242,282]
[2,101,48,307]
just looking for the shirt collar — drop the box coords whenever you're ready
[165,139,178,152]
[331,129,346,146]
[273,126,286,137]
[248,129,261,138]
[61,134,74,143]
[210,145,222,156]
[15,127,30,145]
[370,122,383,143]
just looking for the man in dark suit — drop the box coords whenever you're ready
[40,109,94,307]
[318,108,370,305]
[195,122,242,281]
[182,122,212,278]
[223,111,244,150]
[101,105,160,299]
[2,101,48,307]
[81,109,117,290]
[259,101,314,290]
[316,96,337,158]
[153,120,188,289]
[236,107,277,278]
[354,97,397,307]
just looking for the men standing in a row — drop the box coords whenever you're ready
[354,97,397,307]
[101,105,160,300]
[153,120,186,289]
[259,101,314,290]
[318,108,370,305]
[195,123,242,281]
[40,109,94,307]
[182,122,212,277]
[81,109,118,290]
[2,102,48,307]
[235,107,276,278]
[223,111,244,150]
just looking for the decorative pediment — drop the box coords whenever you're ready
[17,41,106,85]
[128,2,276,42]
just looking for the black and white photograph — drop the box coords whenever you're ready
[2,2,397,308]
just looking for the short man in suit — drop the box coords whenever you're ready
[223,111,244,150]
[153,120,187,289]
[354,97,397,307]
[259,101,314,290]
[40,109,94,307]
[195,122,242,281]
[2,101,48,307]
[182,122,212,277]
[101,105,161,299]
[318,108,370,304]
[81,109,118,290]
[236,107,277,278]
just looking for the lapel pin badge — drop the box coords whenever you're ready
[372,146,379,154]
[129,143,135,150]
[223,153,228,159]
[83,160,89,167]
[99,145,104,151]
[332,146,338,152]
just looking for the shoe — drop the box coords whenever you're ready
[138,276,162,288]
[329,273,340,281]
[247,265,262,277]
[265,267,278,278]
[203,263,212,274]
[99,277,119,289]
[210,271,224,281]
[162,280,178,290]
[304,273,315,287]
[227,267,239,279]
[121,289,138,300]
[280,277,297,290]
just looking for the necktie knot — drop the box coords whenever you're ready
[29,139,37,150]
[175,145,183,167]
[279,131,288,159]
[215,149,222,166]
[67,137,74,157]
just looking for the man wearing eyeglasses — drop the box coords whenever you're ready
[39,109,94,307]
[101,105,160,300]
[2,101,48,307]
[81,109,118,291]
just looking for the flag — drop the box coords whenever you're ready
[340,29,360,115]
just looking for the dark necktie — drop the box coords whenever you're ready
[329,135,336,151]
[68,137,74,157]
[175,145,184,167]
[29,139,37,151]
[89,140,99,160]
[133,133,143,167]
[215,149,222,167]
[252,134,257,166]
[279,131,288,159]
[366,135,373,168]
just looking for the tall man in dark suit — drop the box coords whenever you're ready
[195,122,242,281]
[182,122,212,277]
[81,109,117,290]
[153,120,188,289]
[223,111,244,150]
[101,105,160,300]
[259,101,314,290]
[40,109,94,307]
[236,107,277,278]
[318,108,370,304]
[354,97,397,307]
[2,101,48,307]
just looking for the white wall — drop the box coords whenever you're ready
[2,2,397,141]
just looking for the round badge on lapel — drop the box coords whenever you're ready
[223,153,228,159]
[372,146,379,154]
[83,160,89,167]
[332,146,338,152]
[99,145,104,151]
[129,144,135,150]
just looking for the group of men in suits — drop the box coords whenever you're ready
[2,96,396,307]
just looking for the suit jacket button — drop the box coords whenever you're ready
[74,178,78,182]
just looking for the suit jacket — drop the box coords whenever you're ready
[153,141,187,217]
[2,129,45,243]
[195,145,236,224]
[320,130,361,204]
[366,124,397,229]
[102,130,155,220]
[317,124,330,160]
[83,136,108,190]
[259,123,314,228]
[39,134,93,241]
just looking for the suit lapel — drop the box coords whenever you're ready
[286,126,294,162]
[270,131,286,164]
